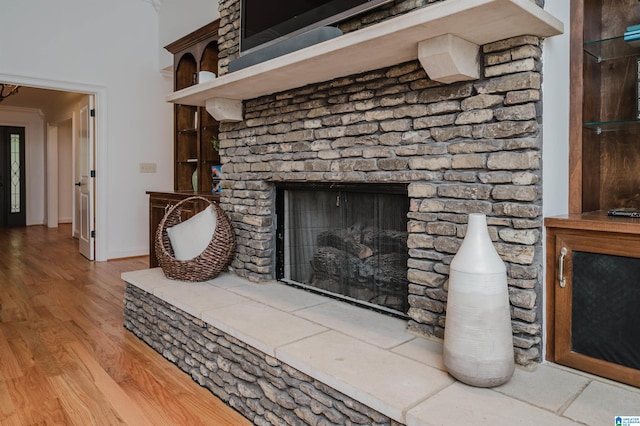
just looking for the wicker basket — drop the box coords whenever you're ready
[155,196,236,282]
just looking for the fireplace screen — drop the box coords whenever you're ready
[276,184,409,315]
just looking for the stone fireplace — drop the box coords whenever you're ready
[119,1,566,423]
[210,0,549,368]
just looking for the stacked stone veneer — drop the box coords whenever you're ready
[215,0,546,366]
[124,284,400,425]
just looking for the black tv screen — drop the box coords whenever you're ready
[240,0,392,53]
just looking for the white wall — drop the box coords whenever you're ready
[158,0,219,71]
[0,106,45,226]
[541,1,570,361]
[46,123,58,227]
[542,1,571,218]
[46,102,78,230]
[0,0,174,260]
[58,119,73,224]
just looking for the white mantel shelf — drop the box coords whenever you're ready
[167,0,563,122]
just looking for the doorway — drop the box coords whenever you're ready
[45,95,95,260]
[0,76,106,260]
[0,126,26,227]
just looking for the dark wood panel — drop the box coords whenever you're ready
[165,20,220,55]
[600,131,640,209]
[200,40,219,74]
[579,0,602,211]
[175,54,197,91]
[599,1,639,121]
[568,0,586,214]
[581,131,601,212]
[571,0,640,213]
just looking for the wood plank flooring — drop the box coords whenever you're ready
[0,224,251,426]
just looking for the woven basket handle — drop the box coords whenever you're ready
[165,195,215,219]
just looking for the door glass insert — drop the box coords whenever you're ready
[10,133,20,213]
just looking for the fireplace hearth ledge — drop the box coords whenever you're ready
[121,268,640,425]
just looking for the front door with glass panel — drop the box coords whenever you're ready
[0,127,26,227]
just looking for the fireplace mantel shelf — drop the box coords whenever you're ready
[166,0,563,122]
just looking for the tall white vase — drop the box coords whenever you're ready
[443,213,515,387]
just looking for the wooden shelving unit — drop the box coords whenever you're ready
[545,0,640,388]
[166,20,221,193]
[146,21,222,268]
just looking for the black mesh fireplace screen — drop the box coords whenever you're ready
[276,183,409,316]
[572,251,640,370]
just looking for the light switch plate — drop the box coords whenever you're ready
[139,163,157,173]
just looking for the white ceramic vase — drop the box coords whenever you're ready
[443,213,515,387]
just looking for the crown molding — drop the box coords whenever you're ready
[0,104,44,118]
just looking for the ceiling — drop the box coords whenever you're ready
[0,85,87,118]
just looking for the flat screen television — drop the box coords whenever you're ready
[240,0,393,54]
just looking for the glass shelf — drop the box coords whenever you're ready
[583,119,640,133]
[584,35,640,62]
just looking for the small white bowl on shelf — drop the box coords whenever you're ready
[198,71,216,83]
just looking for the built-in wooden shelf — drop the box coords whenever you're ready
[545,211,640,235]
[166,0,563,122]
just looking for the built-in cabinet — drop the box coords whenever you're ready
[165,20,221,193]
[546,215,640,387]
[545,0,640,387]
[146,21,221,268]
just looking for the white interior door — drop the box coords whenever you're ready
[78,96,95,260]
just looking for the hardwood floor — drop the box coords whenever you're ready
[0,224,250,425]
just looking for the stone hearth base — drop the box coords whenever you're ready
[122,269,640,425]
[121,269,457,425]
[124,283,398,425]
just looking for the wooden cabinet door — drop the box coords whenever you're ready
[548,229,640,387]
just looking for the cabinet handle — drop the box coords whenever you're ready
[558,247,568,288]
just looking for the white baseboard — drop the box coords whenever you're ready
[107,247,149,261]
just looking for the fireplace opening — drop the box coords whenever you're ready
[275,183,409,317]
